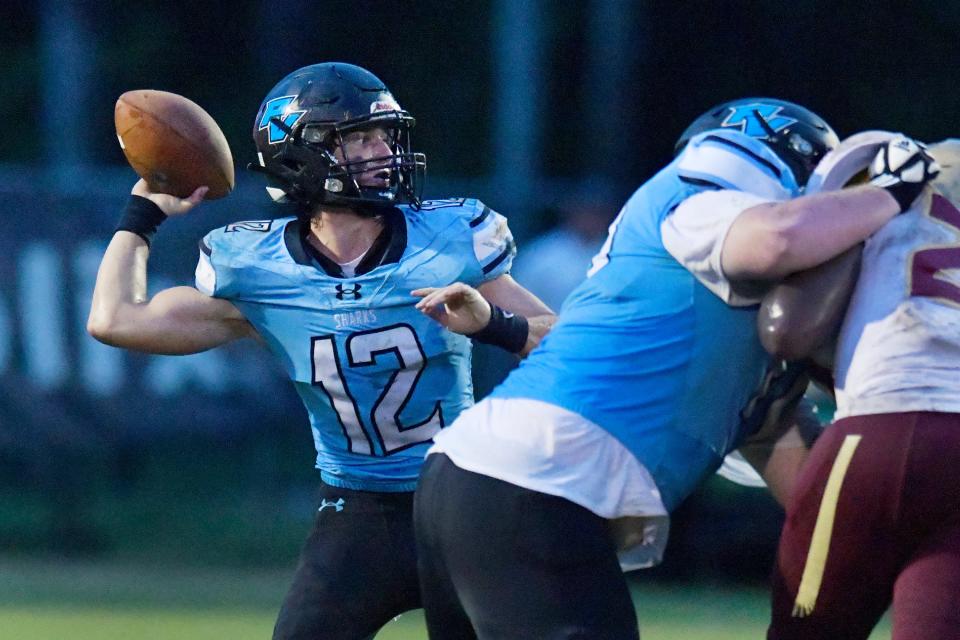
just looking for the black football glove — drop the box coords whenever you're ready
[738,359,811,444]
[869,135,940,212]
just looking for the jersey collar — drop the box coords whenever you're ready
[283,207,408,277]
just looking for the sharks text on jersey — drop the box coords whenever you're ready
[334,309,379,330]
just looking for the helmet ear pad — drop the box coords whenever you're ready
[674,98,839,186]
[256,130,337,206]
[250,62,426,212]
[762,127,830,186]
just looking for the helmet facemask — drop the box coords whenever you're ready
[255,110,425,214]
[310,111,425,209]
[751,109,830,186]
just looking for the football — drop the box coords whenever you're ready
[757,245,862,362]
[115,90,234,199]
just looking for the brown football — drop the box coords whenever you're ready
[757,245,863,362]
[115,90,234,199]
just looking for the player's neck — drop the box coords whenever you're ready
[307,208,384,264]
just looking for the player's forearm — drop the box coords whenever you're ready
[741,430,809,508]
[476,274,556,357]
[774,186,897,275]
[724,185,898,280]
[87,231,152,342]
[479,274,554,319]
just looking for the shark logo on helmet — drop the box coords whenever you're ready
[721,103,797,138]
[258,96,306,144]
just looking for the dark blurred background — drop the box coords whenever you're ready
[0,0,957,581]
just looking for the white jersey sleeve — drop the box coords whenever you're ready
[195,248,217,296]
[661,189,774,306]
[466,202,515,282]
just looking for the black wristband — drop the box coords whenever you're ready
[116,195,168,245]
[468,304,529,353]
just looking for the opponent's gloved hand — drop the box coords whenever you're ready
[869,135,940,212]
[738,359,811,444]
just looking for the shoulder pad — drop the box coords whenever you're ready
[676,130,799,199]
[201,217,291,257]
[402,198,514,281]
[197,217,295,298]
[401,198,486,228]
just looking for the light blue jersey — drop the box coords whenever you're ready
[492,131,800,510]
[196,199,514,491]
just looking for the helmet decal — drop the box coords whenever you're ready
[370,95,401,113]
[258,95,306,144]
[721,103,797,138]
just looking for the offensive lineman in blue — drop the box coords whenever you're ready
[88,63,554,640]
[412,100,942,639]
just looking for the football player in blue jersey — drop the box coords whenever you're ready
[412,99,942,639]
[88,62,554,640]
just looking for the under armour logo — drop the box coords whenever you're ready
[335,284,362,300]
[319,498,345,512]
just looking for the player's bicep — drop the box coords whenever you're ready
[99,286,254,355]
[663,190,774,305]
[719,201,789,280]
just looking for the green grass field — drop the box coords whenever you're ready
[0,558,890,639]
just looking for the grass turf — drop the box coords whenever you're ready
[0,558,890,639]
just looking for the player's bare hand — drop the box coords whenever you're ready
[413,283,492,335]
[132,179,209,217]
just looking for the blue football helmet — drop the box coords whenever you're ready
[675,98,839,186]
[251,62,425,212]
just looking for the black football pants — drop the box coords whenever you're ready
[272,482,420,640]
[414,453,639,639]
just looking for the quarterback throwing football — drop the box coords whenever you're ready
[89,63,553,640]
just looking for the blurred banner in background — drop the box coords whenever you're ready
[0,172,312,562]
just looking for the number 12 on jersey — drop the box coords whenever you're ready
[310,324,443,457]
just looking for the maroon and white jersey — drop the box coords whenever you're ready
[809,133,960,418]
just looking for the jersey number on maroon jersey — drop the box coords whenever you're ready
[910,194,960,306]
[310,324,443,456]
